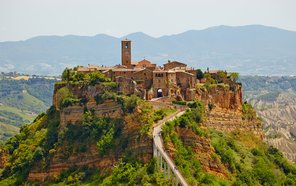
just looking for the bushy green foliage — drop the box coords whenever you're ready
[229,72,239,82]
[59,110,122,156]
[97,126,115,155]
[162,105,221,185]
[196,69,204,80]
[0,106,60,185]
[56,87,75,109]
[204,73,217,83]
[61,67,112,86]
[211,130,296,186]
[101,82,118,92]
[216,70,227,83]
[242,101,257,120]
[100,159,168,186]
[120,95,140,113]
[60,97,81,109]
[151,108,175,122]
[172,102,205,130]
[89,71,111,86]
[94,92,117,105]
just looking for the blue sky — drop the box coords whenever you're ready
[0,0,295,41]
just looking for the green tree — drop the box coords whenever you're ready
[196,69,204,80]
[62,68,70,82]
[230,72,239,82]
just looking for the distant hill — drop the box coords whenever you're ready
[1,25,296,75]
[240,76,296,162]
[0,78,55,141]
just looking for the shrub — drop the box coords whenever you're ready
[196,69,204,80]
[60,97,80,109]
[89,71,110,85]
[242,101,257,120]
[122,95,139,113]
[172,100,186,105]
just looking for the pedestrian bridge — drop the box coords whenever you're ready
[152,110,189,186]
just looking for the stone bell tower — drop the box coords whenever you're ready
[121,39,131,67]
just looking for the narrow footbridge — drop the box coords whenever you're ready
[153,110,189,186]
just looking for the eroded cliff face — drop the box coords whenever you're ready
[27,84,153,182]
[193,84,263,137]
[195,84,242,111]
[174,127,229,178]
[247,91,296,162]
[27,106,153,182]
[206,107,262,138]
[27,81,262,182]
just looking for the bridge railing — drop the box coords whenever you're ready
[152,110,189,186]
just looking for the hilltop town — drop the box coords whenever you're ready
[2,40,295,186]
[68,39,240,103]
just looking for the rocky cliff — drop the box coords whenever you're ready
[193,84,262,137]
[24,82,154,182]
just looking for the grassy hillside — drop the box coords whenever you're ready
[0,79,55,141]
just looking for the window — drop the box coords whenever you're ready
[125,43,128,49]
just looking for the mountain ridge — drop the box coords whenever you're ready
[1,25,296,75]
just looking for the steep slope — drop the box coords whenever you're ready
[0,71,295,185]
[161,103,296,185]
[241,76,296,163]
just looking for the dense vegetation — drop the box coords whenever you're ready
[0,78,55,141]
[242,101,257,120]
[0,71,175,185]
[0,106,59,185]
[61,68,111,85]
[211,130,296,185]
[162,101,296,185]
[1,71,296,185]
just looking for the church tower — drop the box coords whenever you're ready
[121,39,131,67]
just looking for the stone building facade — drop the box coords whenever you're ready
[78,39,197,101]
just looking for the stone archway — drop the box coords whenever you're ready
[157,88,163,98]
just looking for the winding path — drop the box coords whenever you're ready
[152,109,189,186]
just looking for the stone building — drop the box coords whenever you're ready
[77,39,197,101]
